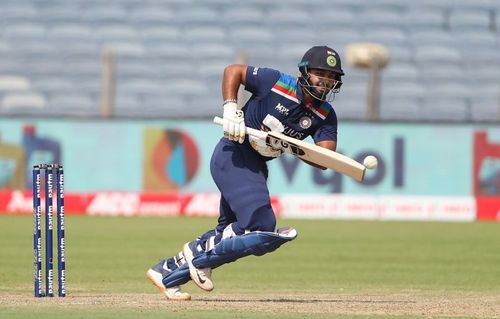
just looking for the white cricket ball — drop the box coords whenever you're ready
[363,155,378,169]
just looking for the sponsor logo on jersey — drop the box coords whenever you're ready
[275,103,289,115]
[283,126,305,140]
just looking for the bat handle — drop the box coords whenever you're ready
[213,116,267,139]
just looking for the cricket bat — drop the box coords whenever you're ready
[213,117,366,181]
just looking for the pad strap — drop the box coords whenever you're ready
[162,263,191,288]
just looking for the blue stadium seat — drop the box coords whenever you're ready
[82,5,128,24]
[382,63,419,81]
[138,26,181,43]
[32,77,76,95]
[163,79,209,96]
[409,30,456,46]
[462,47,500,66]
[407,0,451,11]
[448,9,492,31]
[342,66,369,83]
[186,94,222,118]
[116,60,157,79]
[198,61,226,80]
[77,77,101,95]
[321,28,362,48]
[157,60,197,77]
[48,24,93,41]
[332,95,367,121]
[468,65,500,82]
[140,95,187,118]
[114,93,141,116]
[380,97,423,121]
[384,45,413,63]
[420,64,461,81]
[0,5,38,23]
[1,93,46,115]
[426,82,470,99]
[273,27,318,45]
[452,0,494,10]
[363,28,407,45]
[453,31,497,48]
[145,42,189,59]
[382,81,425,99]
[10,40,58,59]
[312,8,356,28]
[55,41,100,57]
[129,6,174,26]
[0,0,498,122]
[63,59,101,77]
[414,46,462,65]
[188,43,235,61]
[221,7,264,26]
[103,42,146,56]
[0,60,23,74]
[362,0,409,11]
[0,76,31,92]
[420,97,469,122]
[3,23,46,40]
[117,79,164,96]
[175,7,218,26]
[48,93,97,116]
[265,8,310,27]
[469,98,499,122]
[359,9,406,28]
[466,84,499,99]
[95,25,138,42]
[405,9,445,30]
[0,41,11,53]
[23,60,64,77]
[39,5,82,24]
[184,27,227,44]
[229,27,275,45]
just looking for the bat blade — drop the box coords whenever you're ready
[213,116,366,181]
[267,131,366,181]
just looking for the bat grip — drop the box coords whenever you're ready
[213,116,267,139]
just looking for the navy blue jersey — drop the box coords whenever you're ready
[242,66,338,144]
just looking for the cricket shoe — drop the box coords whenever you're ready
[146,261,191,300]
[183,241,214,291]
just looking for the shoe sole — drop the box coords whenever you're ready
[146,269,191,300]
[182,242,214,292]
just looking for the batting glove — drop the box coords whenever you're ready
[222,102,246,144]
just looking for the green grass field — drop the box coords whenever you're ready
[0,215,499,318]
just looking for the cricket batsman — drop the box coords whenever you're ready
[147,45,344,300]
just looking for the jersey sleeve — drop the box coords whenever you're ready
[312,109,338,143]
[245,66,280,98]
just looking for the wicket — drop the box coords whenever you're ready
[33,164,65,298]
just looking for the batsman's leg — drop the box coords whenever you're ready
[182,196,237,292]
[146,251,191,300]
[184,138,287,291]
[192,225,297,270]
[148,230,220,298]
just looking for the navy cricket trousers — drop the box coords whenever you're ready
[209,138,276,235]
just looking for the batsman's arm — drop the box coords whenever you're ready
[222,64,247,101]
[300,140,337,170]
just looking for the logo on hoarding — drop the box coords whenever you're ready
[474,131,500,196]
[144,128,200,191]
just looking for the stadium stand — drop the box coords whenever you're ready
[0,0,498,122]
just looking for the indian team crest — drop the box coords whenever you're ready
[299,116,312,129]
[326,55,337,67]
